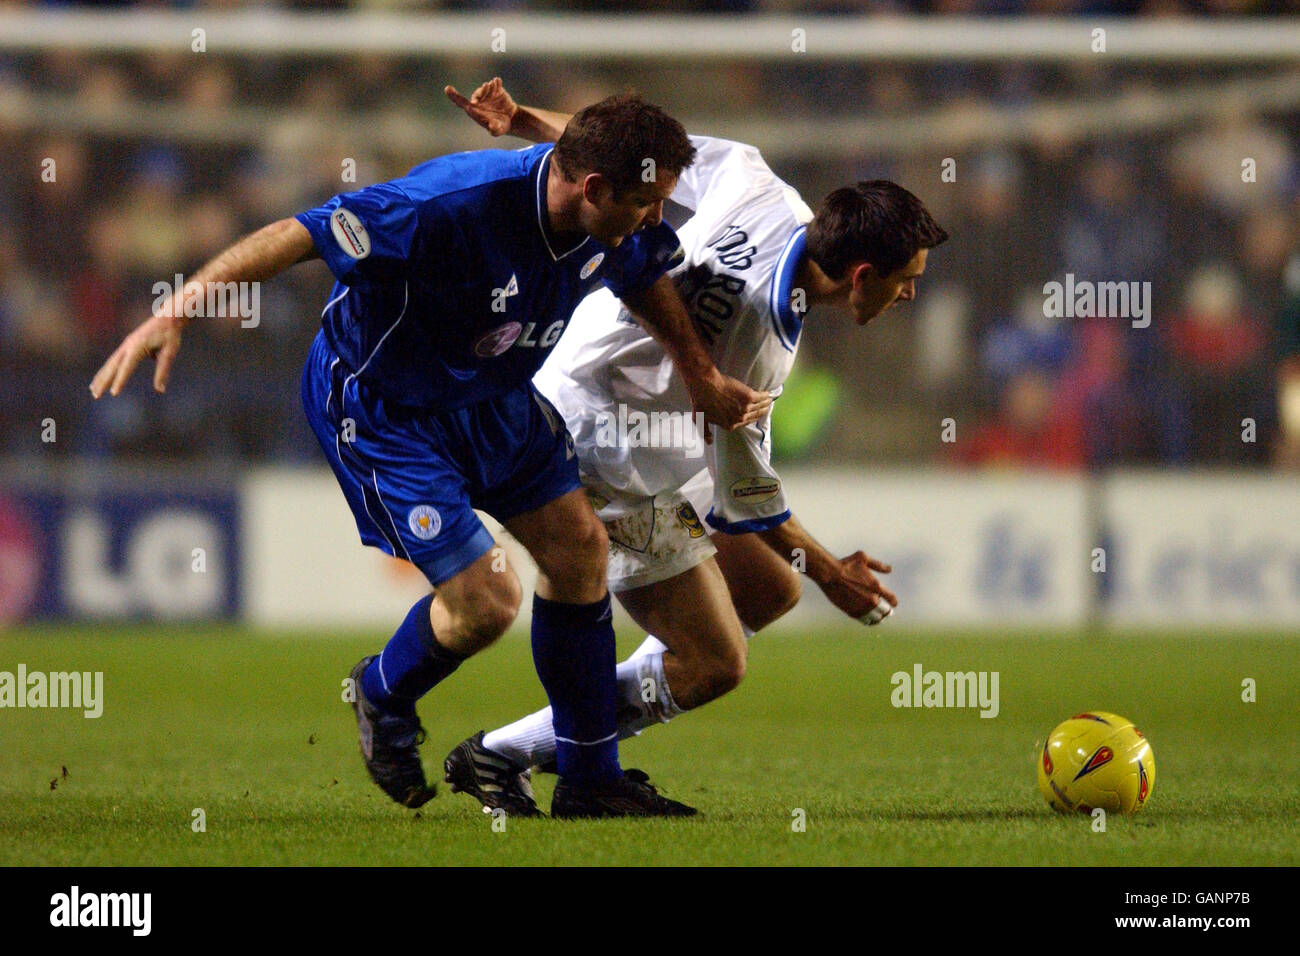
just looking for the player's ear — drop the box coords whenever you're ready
[850,261,876,290]
[580,172,613,206]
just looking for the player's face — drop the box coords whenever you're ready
[582,174,678,246]
[849,248,928,324]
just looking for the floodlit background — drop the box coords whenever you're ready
[1,2,1298,630]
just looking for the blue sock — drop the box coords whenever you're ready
[530,592,621,785]
[362,594,465,715]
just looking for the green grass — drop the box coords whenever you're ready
[2,625,1297,866]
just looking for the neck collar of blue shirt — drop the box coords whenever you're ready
[535,147,590,262]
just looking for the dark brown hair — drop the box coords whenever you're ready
[553,93,696,198]
[806,181,948,280]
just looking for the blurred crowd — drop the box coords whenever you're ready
[916,131,1300,471]
[2,20,1298,470]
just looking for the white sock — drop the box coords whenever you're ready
[482,707,557,769]
[482,635,684,769]
[627,633,668,661]
[619,644,684,731]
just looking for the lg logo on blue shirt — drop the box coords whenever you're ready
[473,320,565,358]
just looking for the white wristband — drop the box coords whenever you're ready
[858,598,894,626]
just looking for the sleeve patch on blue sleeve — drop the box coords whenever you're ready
[329,208,372,260]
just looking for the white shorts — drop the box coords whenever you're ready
[587,470,717,593]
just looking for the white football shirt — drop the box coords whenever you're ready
[534,135,814,533]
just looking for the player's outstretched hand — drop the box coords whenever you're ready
[820,551,898,625]
[445,77,517,137]
[89,312,185,398]
[690,369,772,435]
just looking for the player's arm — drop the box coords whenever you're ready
[90,218,317,398]
[444,78,570,143]
[754,516,898,625]
[703,364,896,624]
[446,79,758,217]
[620,274,771,431]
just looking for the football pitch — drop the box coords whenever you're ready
[3,625,1297,867]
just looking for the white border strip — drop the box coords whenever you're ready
[0,13,1297,61]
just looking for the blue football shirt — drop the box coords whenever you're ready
[295,144,684,412]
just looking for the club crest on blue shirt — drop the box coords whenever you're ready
[580,253,605,279]
[407,505,442,540]
[330,208,371,259]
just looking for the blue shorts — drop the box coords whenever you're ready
[301,331,580,585]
